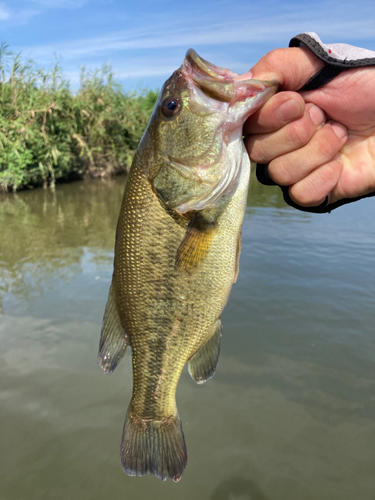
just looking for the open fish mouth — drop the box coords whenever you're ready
[152,50,278,215]
[181,49,278,105]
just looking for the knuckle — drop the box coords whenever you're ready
[315,127,339,159]
[288,119,313,148]
[289,158,343,206]
[268,158,294,186]
[246,136,270,163]
[262,49,286,69]
[289,184,319,206]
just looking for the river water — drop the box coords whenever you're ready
[0,174,374,500]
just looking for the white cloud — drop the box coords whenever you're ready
[21,14,375,66]
[0,4,40,25]
[62,64,177,89]
[9,0,375,86]
[29,0,88,7]
[0,3,11,20]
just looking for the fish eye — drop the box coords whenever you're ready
[162,97,180,117]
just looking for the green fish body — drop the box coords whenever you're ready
[98,50,277,482]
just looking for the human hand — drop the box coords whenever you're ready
[242,47,375,208]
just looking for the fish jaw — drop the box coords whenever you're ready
[150,49,278,214]
[182,48,278,125]
[172,67,277,214]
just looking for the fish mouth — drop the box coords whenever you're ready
[155,50,279,214]
[181,49,278,105]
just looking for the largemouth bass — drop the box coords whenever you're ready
[98,50,277,482]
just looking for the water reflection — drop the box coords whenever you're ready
[211,477,270,500]
[0,176,126,311]
[0,168,290,312]
[1,172,375,500]
[246,172,286,210]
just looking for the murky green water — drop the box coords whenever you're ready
[1,174,374,500]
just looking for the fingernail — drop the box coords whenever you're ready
[309,105,326,127]
[330,122,347,140]
[277,99,303,121]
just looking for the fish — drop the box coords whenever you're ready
[98,49,277,482]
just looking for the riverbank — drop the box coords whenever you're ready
[0,43,157,192]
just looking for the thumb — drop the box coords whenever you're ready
[239,47,325,91]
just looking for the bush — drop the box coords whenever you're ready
[0,42,158,191]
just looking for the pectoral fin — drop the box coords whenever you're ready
[175,212,217,272]
[188,320,222,384]
[98,281,129,374]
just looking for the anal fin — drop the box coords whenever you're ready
[188,320,222,384]
[98,281,129,374]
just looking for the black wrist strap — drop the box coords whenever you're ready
[298,65,343,91]
[256,33,375,213]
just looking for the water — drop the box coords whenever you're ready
[0,175,374,500]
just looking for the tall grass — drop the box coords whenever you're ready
[0,43,158,191]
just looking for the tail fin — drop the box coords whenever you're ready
[120,410,188,482]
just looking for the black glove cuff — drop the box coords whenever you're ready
[255,163,277,186]
[256,164,375,213]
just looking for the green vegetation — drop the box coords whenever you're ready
[0,43,158,191]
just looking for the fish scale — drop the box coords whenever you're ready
[98,49,277,481]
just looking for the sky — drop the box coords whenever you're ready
[1,0,375,91]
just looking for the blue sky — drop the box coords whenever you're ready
[1,0,375,91]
